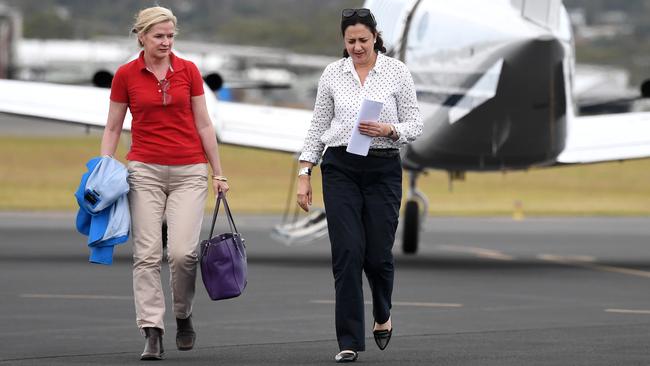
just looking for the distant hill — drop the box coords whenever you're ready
[3,0,649,84]
[2,0,363,56]
[564,0,650,85]
[564,0,650,23]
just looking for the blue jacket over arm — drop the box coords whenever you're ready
[75,156,130,265]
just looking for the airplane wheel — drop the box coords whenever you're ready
[402,200,419,254]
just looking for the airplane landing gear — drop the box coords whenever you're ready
[271,156,328,246]
[402,170,428,254]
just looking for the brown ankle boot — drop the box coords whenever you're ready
[141,327,164,360]
[176,315,196,351]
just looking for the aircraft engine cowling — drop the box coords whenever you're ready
[92,70,114,88]
[641,80,650,99]
[203,73,224,92]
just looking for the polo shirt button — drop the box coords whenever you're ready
[158,90,161,92]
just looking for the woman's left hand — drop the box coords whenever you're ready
[358,121,391,137]
[213,180,229,195]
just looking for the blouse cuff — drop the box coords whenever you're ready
[394,124,409,145]
[298,151,321,165]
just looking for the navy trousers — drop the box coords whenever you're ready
[321,147,402,352]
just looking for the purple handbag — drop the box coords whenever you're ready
[200,193,247,301]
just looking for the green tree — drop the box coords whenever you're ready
[23,9,74,38]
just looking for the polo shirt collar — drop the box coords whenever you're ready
[136,50,184,73]
[169,52,184,72]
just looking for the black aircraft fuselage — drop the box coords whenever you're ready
[404,38,568,172]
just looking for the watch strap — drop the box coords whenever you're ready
[298,167,312,176]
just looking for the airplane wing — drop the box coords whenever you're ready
[0,79,132,129]
[0,79,312,154]
[213,101,312,153]
[556,112,650,164]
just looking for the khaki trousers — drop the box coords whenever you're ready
[127,161,208,333]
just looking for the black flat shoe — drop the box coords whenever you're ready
[373,327,392,350]
[141,327,164,361]
[334,350,358,363]
[176,315,196,351]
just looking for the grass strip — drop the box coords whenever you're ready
[0,136,649,216]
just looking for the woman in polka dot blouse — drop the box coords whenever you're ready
[296,8,423,363]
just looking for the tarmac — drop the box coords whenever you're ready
[1,213,649,365]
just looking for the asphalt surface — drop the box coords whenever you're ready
[0,213,649,365]
[1,114,650,364]
[0,114,103,136]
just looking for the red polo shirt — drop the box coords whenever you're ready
[110,51,207,165]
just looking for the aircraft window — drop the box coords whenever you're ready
[523,1,550,25]
[519,0,561,29]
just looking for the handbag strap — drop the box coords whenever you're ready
[208,192,239,239]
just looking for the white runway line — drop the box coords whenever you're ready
[605,309,650,315]
[437,245,515,261]
[310,300,463,308]
[537,254,650,279]
[20,293,133,300]
[537,254,597,262]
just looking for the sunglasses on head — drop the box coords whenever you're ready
[342,8,375,22]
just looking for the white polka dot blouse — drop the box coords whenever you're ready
[299,53,423,164]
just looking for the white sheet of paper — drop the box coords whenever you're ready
[346,99,384,156]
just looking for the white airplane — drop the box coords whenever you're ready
[366,0,650,253]
[1,0,649,254]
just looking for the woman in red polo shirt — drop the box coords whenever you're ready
[99,6,228,360]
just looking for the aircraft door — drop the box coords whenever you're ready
[364,0,419,54]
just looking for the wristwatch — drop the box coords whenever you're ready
[388,124,399,139]
[298,167,312,177]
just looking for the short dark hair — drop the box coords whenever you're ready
[340,9,386,58]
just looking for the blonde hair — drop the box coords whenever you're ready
[131,6,177,47]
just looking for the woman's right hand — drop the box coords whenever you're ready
[213,179,229,195]
[296,176,312,212]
